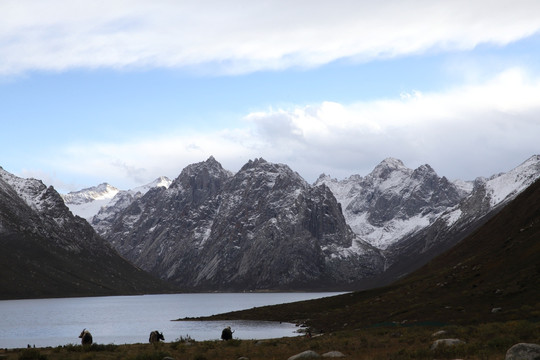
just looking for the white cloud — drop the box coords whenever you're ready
[44,68,540,191]
[45,128,262,190]
[246,68,540,180]
[2,0,540,75]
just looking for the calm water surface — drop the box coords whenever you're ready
[0,293,343,349]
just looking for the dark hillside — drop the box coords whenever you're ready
[0,231,175,299]
[0,169,176,300]
[201,179,540,331]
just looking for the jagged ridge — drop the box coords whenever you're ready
[100,157,384,291]
[64,155,540,292]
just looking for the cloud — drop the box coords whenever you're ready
[2,0,540,75]
[45,128,262,190]
[44,68,540,191]
[246,68,540,180]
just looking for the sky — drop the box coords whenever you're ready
[1,0,540,193]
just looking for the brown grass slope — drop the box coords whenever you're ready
[202,178,540,331]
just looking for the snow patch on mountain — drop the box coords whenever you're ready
[452,179,474,197]
[484,155,540,207]
[442,208,463,227]
[324,236,377,259]
[347,213,432,250]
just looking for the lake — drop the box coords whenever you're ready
[0,292,343,349]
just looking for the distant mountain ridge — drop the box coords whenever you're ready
[63,154,540,291]
[62,176,171,223]
[61,183,120,220]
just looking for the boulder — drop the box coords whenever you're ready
[505,343,540,360]
[322,351,346,357]
[431,330,447,337]
[430,338,466,350]
[288,350,321,360]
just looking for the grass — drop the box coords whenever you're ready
[2,320,538,360]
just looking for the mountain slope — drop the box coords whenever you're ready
[204,177,540,330]
[0,167,175,300]
[379,155,540,283]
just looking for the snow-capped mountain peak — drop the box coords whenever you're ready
[62,177,171,221]
[62,183,119,205]
[132,176,172,194]
[0,167,51,213]
[373,157,407,172]
[318,158,464,250]
[61,183,119,220]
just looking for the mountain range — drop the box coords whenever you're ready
[203,170,540,330]
[62,154,540,291]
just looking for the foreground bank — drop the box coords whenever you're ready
[1,320,538,360]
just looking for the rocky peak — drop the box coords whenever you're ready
[172,156,230,185]
[231,158,308,193]
[0,168,54,214]
[0,168,102,253]
[169,157,231,204]
[412,164,436,179]
[316,173,331,182]
[141,176,171,189]
[130,176,172,195]
[369,158,409,180]
[318,158,464,249]
[240,157,267,169]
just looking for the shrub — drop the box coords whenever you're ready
[86,343,118,352]
[176,334,195,343]
[225,339,242,347]
[130,351,171,360]
[18,349,47,360]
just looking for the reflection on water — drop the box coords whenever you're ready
[0,292,343,349]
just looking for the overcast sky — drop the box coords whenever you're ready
[1,0,540,193]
